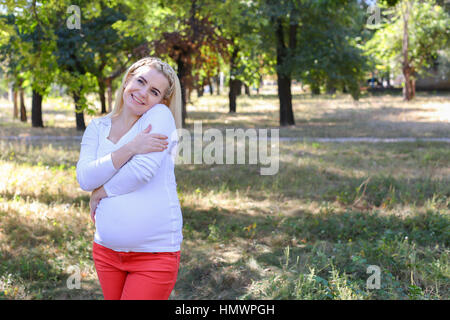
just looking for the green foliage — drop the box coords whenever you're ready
[365,0,450,79]
[216,0,272,88]
[1,0,150,116]
[298,1,368,99]
[257,0,368,100]
[1,0,63,95]
[53,0,144,110]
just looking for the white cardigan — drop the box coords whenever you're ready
[76,104,183,252]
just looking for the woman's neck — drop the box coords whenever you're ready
[114,108,140,129]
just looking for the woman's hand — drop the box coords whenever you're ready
[89,186,107,224]
[128,124,169,155]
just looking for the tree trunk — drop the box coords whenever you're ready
[229,81,237,113]
[197,84,204,97]
[275,17,295,126]
[402,0,414,101]
[12,88,18,119]
[229,45,239,113]
[106,78,113,113]
[229,79,242,112]
[256,75,262,95]
[326,80,336,94]
[19,89,27,122]
[235,80,242,96]
[208,78,214,95]
[244,83,250,96]
[73,90,86,131]
[278,75,294,126]
[98,77,107,114]
[31,89,44,128]
[187,87,192,104]
[215,74,221,95]
[176,56,187,128]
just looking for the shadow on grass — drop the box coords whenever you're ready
[175,156,449,207]
[175,200,449,299]
[182,103,449,138]
[1,193,447,299]
[0,206,102,299]
[0,190,89,208]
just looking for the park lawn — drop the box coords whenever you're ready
[0,139,448,299]
[0,92,449,299]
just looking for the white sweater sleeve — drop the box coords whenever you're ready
[76,120,118,191]
[102,105,178,197]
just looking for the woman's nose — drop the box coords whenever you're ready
[138,87,148,99]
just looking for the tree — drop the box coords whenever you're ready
[0,2,58,127]
[0,12,26,121]
[54,0,147,130]
[366,0,449,100]
[256,0,367,126]
[291,0,368,100]
[211,0,266,113]
[88,1,148,114]
[258,0,299,126]
[149,0,230,127]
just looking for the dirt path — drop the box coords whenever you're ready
[278,137,450,143]
[1,135,449,143]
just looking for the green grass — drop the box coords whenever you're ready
[0,92,449,299]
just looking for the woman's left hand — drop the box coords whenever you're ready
[89,186,107,224]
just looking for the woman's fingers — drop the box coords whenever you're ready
[143,124,152,133]
[89,197,98,224]
[149,133,168,139]
[89,204,95,224]
[149,137,168,148]
[150,136,168,144]
[91,210,96,224]
[132,132,169,154]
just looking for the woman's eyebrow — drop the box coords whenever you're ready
[138,75,148,84]
[139,76,161,94]
[151,87,161,94]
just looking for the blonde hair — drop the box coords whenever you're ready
[107,57,182,129]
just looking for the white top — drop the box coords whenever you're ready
[76,104,183,252]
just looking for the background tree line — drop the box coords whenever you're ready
[0,0,448,130]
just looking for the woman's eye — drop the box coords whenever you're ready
[137,79,144,84]
[151,90,158,96]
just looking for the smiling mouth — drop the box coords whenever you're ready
[131,93,145,105]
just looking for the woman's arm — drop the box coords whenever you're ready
[101,105,178,197]
[76,118,153,191]
[76,117,168,191]
[81,120,169,198]
[89,122,170,214]
[76,120,121,191]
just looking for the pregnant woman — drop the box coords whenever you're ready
[76,57,183,300]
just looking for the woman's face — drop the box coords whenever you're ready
[122,65,170,116]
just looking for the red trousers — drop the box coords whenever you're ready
[92,241,180,300]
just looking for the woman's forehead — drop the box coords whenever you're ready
[134,65,169,87]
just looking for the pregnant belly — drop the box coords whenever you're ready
[94,194,174,249]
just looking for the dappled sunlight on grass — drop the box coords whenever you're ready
[0,196,100,299]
